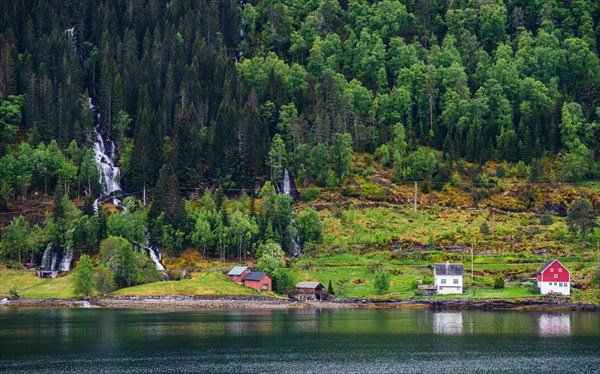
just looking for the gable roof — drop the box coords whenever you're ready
[537,259,570,274]
[227,266,248,276]
[434,263,464,276]
[244,272,270,281]
[295,282,323,289]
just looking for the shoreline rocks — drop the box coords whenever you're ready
[1,295,598,311]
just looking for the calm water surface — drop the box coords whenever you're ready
[0,307,598,373]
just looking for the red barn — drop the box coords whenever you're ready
[243,272,272,291]
[536,259,570,295]
[227,266,250,284]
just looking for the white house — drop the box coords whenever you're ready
[536,259,570,295]
[434,262,464,294]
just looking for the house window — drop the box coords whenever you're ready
[262,284,268,290]
[558,269,562,272]
[441,279,446,284]
[453,279,459,284]
[554,274,558,279]
[550,268,554,272]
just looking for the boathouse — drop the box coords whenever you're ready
[536,259,570,295]
[295,282,328,300]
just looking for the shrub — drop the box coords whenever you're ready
[94,265,117,295]
[480,221,490,235]
[494,274,505,289]
[374,271,390,294]
[8,285,19,299]
[301,188,321,202]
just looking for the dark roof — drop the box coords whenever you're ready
[537,259,569,274]
[536,260,555,274]
[295,282,323,289]
[244,272,270,281]
[434,263,464,276]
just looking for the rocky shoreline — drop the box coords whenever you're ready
[2,296,599,311]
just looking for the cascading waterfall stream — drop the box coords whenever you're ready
[89,99,165,271]
[279,168,302,256]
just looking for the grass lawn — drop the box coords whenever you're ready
[112,270,279,297]
[0,267,75,299]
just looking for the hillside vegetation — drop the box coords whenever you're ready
[0,1,599,302]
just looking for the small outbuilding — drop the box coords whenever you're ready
[243,272,272,291]
[434,262,464,294]
[536,259,570,295]
[227,266,251,284]
[295,281,328,300]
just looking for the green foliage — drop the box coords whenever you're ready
[298,208,323,246]
[566,198,599,246]
[527,159,544,183]
[8,285,19,299]
[480,221,490,236]
[331,133,353,181]
[374,271,390,294]
[374,145,391,167]
[1,215,30,263]
[272,268,295,296]
[428,233,436,250]
[100,236,141,289]
[327,279,335,295]
[494,274,505,289]
[94,265,117,295]
[540,211,553,226]
[255,241,285,274]
[73,254,94,296]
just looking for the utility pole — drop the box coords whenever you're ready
[471,243,474,284]
[414,181,418,214]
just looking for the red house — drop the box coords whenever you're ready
[536,259,570,295]
[243,272,272,291]
[227,266,250,284]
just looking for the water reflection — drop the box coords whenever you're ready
[538,314,571,337]
[433,312,463,335]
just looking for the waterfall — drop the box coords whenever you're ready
[278,168,302,256]
[58,246,74,272]
[40,242,73,272]
[90,98,122,208]
[89,98,165,271]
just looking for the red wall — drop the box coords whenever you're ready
[228,270,250,283]
[538,261,570,282]
[245,276,272,291]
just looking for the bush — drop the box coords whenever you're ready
[94,265,116,295]
[272,269,295,296]
[480,221,490,235]
[374,271,390,294]
[8,285,19,299]
[301,188,321,202]
[410,280,420,289]
[494,274,505,289]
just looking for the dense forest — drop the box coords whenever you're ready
[0,1,599,281]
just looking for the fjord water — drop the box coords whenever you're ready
[0,308,598,373]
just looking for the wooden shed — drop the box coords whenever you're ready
[227,266,250,284]
[295,282,328,300]
[243,272,272,291]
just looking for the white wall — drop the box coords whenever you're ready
[435,275,463,294]
[539,281,570,295]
